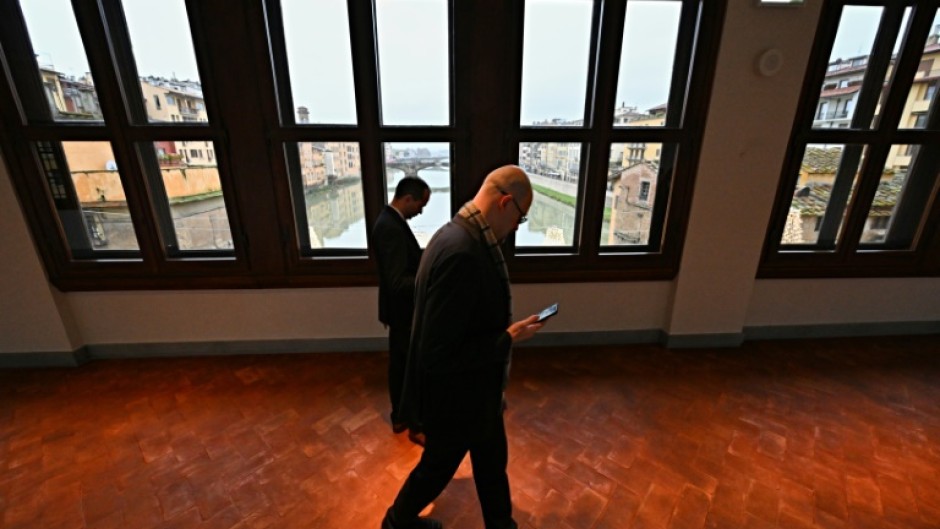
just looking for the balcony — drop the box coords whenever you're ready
[816,109,850,120]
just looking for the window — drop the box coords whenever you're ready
[639,181,651,202]
[511,0,720,279]
[761,3,940,278]
[0,0,724,289]
[925,80,938,101]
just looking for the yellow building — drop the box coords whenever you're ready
[886,28,939,170]
[619,105,666,168]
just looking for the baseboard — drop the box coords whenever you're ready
[0,348,89,368]
[743,320,940,341]
[521,329,662,348]
[88,337,388,359]
[2,321,937,368]
[664,332,746,349]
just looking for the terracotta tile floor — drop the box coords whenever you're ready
[2,335,940,529]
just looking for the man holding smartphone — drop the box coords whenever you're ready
[382,165,544,529]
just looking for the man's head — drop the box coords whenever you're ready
[391,177,431,219]
[472,165,533,241]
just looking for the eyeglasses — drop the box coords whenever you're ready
[496,186,528,224]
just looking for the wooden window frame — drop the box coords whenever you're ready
[0,0,726,290]
[759,0,940,279]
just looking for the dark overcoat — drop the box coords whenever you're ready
[399,214,512,439]
[372,205,422,327]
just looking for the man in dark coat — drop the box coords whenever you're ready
[372,176,430,443]
[382,165,544,529]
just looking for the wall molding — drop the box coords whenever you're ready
[664,332,746,349]
[1,321,937,368]
[744,320,940,341]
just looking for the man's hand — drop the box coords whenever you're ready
[507,315,543,344]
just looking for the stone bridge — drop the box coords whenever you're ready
[385,156,449,177]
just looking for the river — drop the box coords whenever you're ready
[311,168,611,248]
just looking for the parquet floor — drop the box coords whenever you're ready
[2,335,940,529]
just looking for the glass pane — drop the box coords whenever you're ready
[150,141,232,251]
[375,0,449,126]
[281,0,357,125]
[20,0,103,121]
[899,10,940,130]
[122,0,209,123]
[871,8,911,128]
[781,144,866,247]
[613,1,681,128]
[41,141,140,253]
[123,0,207,124]
[520,0,593,126]
[384,143,451,247]
[516,142,582,247]
[603,142,673,247]
[292,142,366,250]
[813,6,883,130]
[862,144,938,248]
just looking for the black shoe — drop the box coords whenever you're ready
[391,412,408,433]
[407,430,426,447]
[381,509,442,529]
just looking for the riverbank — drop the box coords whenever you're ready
[531,183,612,222]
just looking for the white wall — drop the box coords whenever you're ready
[667,0,825,337]
[747,279,940,327]
[0,152,79,354]
[1,0,938,356]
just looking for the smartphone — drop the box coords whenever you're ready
[536,302,559,323]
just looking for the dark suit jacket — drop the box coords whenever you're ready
[399,214,513,439]
[372,205,422,327]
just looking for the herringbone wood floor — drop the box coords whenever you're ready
[2,335,940,529]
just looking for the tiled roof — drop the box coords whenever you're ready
[802,147,842,173]
[790,175,903,217]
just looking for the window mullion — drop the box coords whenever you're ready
[346,0,384,245]
[645,142,678,252]
[98,0,147,124]
[100,0,185,265]
[837,144,890,254]
[70,0,161,267]
[197,0,283,275]
[579,0,626,259]
[849,6,905,129]
[842,6,939,255]
[0,1,51,122]
[668,0,701,128]
[885,145,940,248]
[816,144,864,249]
[261,0,296,126]
[871,4,940,134]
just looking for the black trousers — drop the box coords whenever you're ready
[389,414,515,529]
[388,323,410,424]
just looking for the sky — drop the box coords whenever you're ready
[21,0,932,127]
[22,0,201,81]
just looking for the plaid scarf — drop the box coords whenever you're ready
[458,201,514,393]
[458,201,512,322]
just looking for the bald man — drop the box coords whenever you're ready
[381,165,544,529]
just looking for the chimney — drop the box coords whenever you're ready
[297,106,309,124]
[928,24,940,47]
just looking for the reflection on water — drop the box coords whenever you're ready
[516,192,577,246]
[305,179,368,249]
[302,167,609,249]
